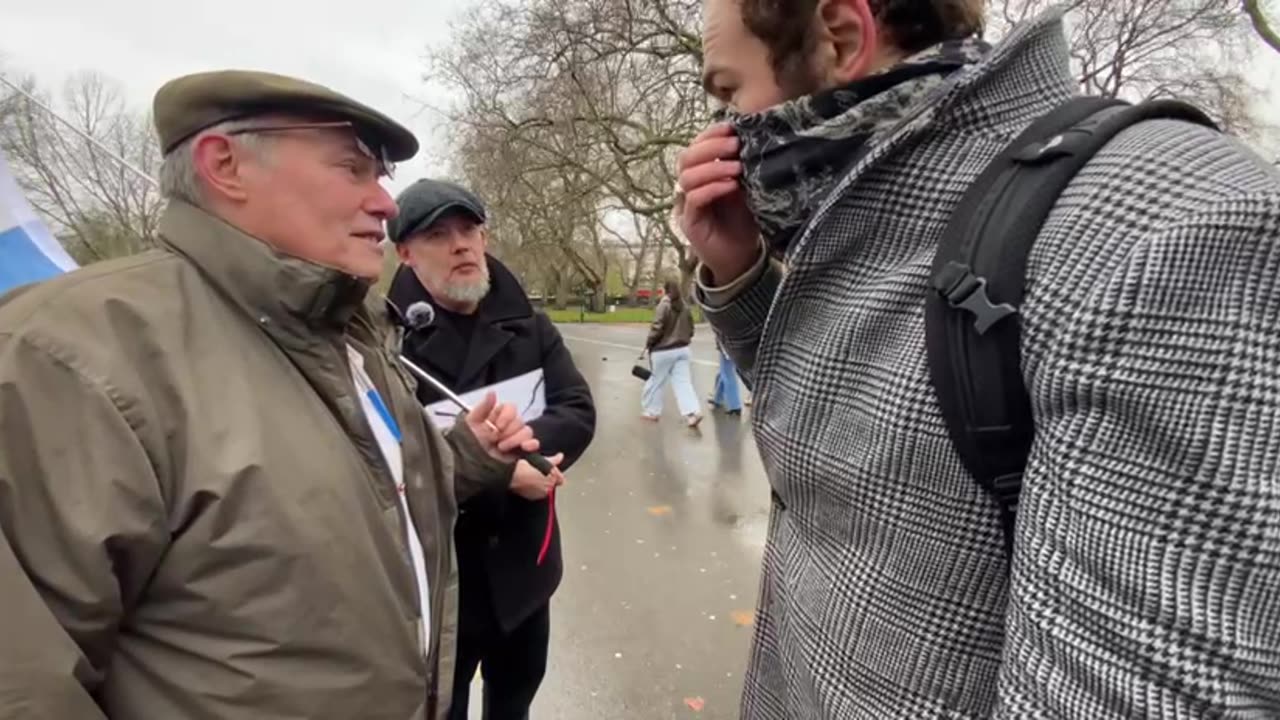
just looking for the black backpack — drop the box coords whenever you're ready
[924,96,1217,554]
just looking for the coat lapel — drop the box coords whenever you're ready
[457,320,514,390]
[407,323,467,389]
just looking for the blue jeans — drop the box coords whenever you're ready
[641,346,700,417]
[713,349,742,411]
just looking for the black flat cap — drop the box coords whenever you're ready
[389,179,487,243]
[153,69,419,162]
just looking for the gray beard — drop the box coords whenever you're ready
[440,275,491,305]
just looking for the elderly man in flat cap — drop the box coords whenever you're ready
[0,70,540,720]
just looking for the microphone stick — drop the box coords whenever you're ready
[398,336,559,567]
[396,354,556,476]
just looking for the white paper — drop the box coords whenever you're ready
[424,368,546,431]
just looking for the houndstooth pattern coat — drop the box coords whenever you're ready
[702,9,1280,720]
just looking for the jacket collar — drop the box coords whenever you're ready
[387,255,533,390]
[387,253,531,322]
[159,200,371,346]
[788,7,1078,264]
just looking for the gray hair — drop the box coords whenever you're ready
[158,118,273,207]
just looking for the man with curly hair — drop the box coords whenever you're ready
[677,0,1280,717]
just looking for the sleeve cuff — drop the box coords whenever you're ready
[696,239,768,309]
[447,420,515,489]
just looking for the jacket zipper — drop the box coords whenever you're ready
[339,342,437,691]
[366,345,448,711]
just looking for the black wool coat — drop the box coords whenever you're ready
[388,256,595,632]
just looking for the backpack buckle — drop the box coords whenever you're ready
[934,262,1017,334]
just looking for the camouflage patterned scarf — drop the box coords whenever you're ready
[729,36,991,253]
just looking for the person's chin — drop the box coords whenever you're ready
[335,252,384,281]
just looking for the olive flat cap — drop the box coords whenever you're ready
[152,69,419,162]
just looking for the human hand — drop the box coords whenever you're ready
[509,454,566,501]
[674,122,762,284]
[465,392,540,462]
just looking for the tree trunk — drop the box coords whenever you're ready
[649,234,667,306]
[556,270,574,311]
[549,266,568,310]
[588,280,607,312]
[627,227,652,296]
[677,252,698,302]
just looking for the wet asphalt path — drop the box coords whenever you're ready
[467,322,771,719]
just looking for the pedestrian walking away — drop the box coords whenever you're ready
[640,278,703,427]
[710,339,743,415]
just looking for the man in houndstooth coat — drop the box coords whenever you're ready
[677,0,1280,717]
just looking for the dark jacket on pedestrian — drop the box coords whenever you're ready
[646,295,694,352]
[700,8,1280,720]
[389,255,595,633]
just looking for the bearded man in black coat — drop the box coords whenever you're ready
[388,179,596,720]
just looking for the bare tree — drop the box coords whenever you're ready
[0,74,21,124]
[427,0,1272,303]
[455,115,622,310]
[428,0,708,293]
[0,72,163,264]
[990,0,1264,135]
[1245,0,1280,53]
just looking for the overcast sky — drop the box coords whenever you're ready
[1,0,478,195]
[3,0,1279,197]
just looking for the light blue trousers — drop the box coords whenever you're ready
[713,348,742,411]
[641,346,700,417]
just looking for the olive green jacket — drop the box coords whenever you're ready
[0,200,511,719]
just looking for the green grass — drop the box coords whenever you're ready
[542,307,655,323]
[542,306,706,324]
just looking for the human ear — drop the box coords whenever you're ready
[815,0,879,83]
[192,134,251,203]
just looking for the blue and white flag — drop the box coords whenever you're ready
[0,149,76,295]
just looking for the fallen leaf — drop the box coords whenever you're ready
[647,505,674,516]
[731,610,755,627]
[684,697,705,712]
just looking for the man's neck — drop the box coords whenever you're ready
[824,46,908,89]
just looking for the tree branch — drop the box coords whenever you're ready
[1245,0,1280,52]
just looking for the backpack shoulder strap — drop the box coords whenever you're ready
[924,97,1216,554]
